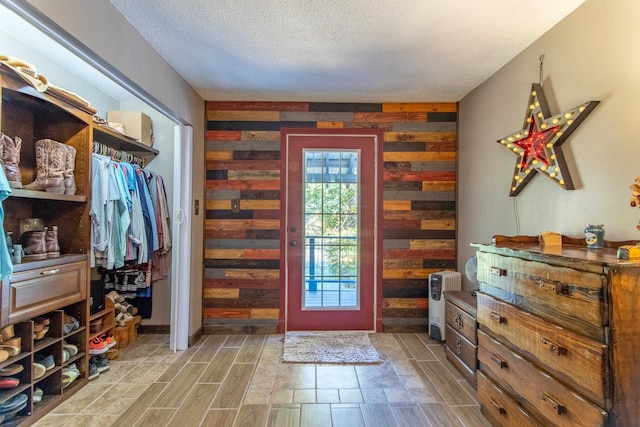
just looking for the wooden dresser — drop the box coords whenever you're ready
[444,290,477,388]
[472,235,640,427]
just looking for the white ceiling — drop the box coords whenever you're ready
[110,0,585,102]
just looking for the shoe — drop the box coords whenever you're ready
[20,230,47,261]
[91,355,110,373]
[0,393,27,415]
[0,377,19,389]
[23,139,66,193]
[63,145,76,195]
[34,354,54,371]
[45,225,60,258]
[1,133,22,189]
[0,349,9,363]
[33,363,46,380]
[63,314,80,335]
[102,334,116,349]
[62,364,80,388]
[89,336,108,355]
[88,362,99,380]
[33,387,43,403]
[34,326,49,340]
[62,341,78,357]
[62,348,70,363]
[0,364,23,376]
[0,325,14,342]
[105,348,119,360]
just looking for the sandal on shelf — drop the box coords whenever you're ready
[33,387,43,403]
[62,364,80,388]
[33,363,46,380]
[0,345,20,357]
[34,326,49,340]
[62,341,78,357]
[0,325,14,342]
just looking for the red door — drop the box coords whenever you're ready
[281,129,382,331]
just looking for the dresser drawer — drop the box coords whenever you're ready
[478,329,607,427]
[478,370,543,427]
[4,261,87,325]
[477,292,608,406]
[445,299,477,344]
[476,251,606,341]
[445,324,476,371]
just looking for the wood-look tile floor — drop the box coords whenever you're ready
[33,333,493,427]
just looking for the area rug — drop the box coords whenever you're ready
[282,331,382,364]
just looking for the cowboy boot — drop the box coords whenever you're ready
[63,145,76,195]
[20,229,47,260]
[23,139,65,193]
[45,225,60,258]
[1,133,22,189]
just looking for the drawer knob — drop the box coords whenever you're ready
[490,398,507,415]
[541,392,566,415]
[489,312,505,324]
[490,267,506,277]
[40,268,61,275]
[455,313,463,329]
[540,336,567,356]
[490,353,508,369]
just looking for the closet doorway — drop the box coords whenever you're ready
[281,129,383,331]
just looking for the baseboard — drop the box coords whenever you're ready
[202,324,278,335]
[189,326,203,347]
[137,324,170,334]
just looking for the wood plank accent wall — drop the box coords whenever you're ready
[205,101,457,334]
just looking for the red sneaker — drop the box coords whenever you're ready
[89,336,108,355]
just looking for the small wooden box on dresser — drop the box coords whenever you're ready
[472,235,640,427]
[443,290,477,388]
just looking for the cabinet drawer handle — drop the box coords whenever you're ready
[490,398,507,415]
[490,353,508,369]
[540,336,567,356]
[490,267,506,277]
[454,312,463,329]
[40,268,61,275]
[539,279,563,294]
[541,392,566,415]
[489,312,505,324]
[455,336,462,355]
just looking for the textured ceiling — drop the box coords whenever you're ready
[110,0,586,102]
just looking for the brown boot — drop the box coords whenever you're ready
[20,230,47,260]
[45,225,60,258]
[63,145,76,195]
[1,133,22,189]
[23,139,65,193]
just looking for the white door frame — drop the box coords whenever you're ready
[170,125,193,351]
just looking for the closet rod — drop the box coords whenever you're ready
[93,140,146,167]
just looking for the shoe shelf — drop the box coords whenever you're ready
[8,189,86,203]
[1,63,93,424]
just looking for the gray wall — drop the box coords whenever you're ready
[22,0,205,337]
[458,0,640,288]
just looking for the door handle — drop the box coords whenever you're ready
[289,240,297,247]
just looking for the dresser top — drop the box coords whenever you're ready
[472,234,640,273]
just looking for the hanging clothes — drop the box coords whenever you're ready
[90,150,171,319]
[0,167,12,280]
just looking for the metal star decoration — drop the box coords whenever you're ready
[497,83,599,196]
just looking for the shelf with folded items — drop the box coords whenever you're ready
[93,124,158,165]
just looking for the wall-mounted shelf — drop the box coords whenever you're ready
[93,125,158,165]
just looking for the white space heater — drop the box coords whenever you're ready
[428,271,462,341]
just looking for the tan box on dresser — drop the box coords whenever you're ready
[472,235,640,427]
[443,290,477,388]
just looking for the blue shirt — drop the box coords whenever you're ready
[0,168,13,280]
